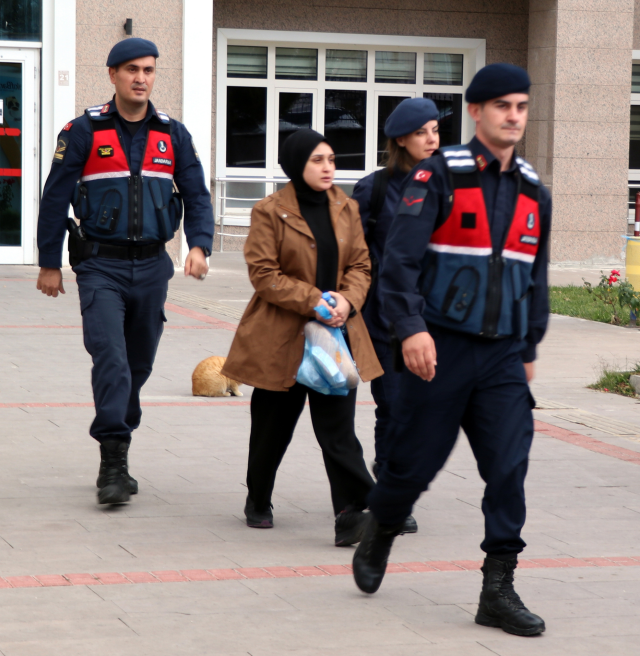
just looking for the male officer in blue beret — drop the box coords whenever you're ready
[36,38,214,505]
[352,64,551,637]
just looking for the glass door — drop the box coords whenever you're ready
[0,48,38,264]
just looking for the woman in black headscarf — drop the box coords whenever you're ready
[222,130,383,546]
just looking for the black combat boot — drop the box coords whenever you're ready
[96,443,138,494]
[96,441,132,505]
[335,508,367,546]
[352,513,403,593]
[475,556,546,636]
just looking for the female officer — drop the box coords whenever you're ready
[222,129,383,547]
[351,98,439,526]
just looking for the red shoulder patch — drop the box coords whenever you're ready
[100,104,110,114]
[414,170,432,183]
[476,154,487,171]
[62,122,73,131]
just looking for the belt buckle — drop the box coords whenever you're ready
[130,246,141,261]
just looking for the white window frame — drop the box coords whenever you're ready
[216,29,485,227]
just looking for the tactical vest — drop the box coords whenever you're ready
[415,145,541,339]
[73,103,182,243]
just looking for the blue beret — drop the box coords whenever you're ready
[465,63,530,103]
[106,38,160,67]
[384,98,439,139]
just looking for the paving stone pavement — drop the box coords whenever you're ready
[1,258,640,655]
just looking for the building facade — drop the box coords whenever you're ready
[0,0,636,266]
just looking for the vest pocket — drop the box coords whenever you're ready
[73,184,90,220]
[441,266,479,323]
[148,178,174,241]
[96,189,122,233]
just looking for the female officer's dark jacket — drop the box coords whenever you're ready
[37,99,214,268]
[379,136,552,363]
[351,166,408,343]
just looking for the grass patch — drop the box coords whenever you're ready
[549,285,633,325]
[588,363,640,397]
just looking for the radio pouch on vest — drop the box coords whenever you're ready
[96,189,122,234]
[148,178,180,241]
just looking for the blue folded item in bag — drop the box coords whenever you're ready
[296,321,359,396]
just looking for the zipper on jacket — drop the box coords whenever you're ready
[480,172,522,337]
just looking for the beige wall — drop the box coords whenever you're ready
[75,0,185,262]
[528,0,633,263]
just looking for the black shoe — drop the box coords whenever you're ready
[244,496,273,528]
[96,441,131,505]
[96,444,138,494]
[352,514,403,594]
[475,557,546,636]
[399,514,418,534]
[335,509,367,546]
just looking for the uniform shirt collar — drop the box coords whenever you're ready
[103,96,156,123]
[469,135,518,173]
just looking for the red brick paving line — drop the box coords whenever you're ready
[164,303,238,332]
[0,557,638,590]
[534,420,640,465]
[0,401,376,409]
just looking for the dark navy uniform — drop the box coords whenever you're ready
[368,136,551,556]
[37,98,214,447]
[352,167,408,464]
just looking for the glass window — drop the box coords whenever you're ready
[424,53,463,86]
[0,0,42,41]
[326,49,367,82]
[0,61,23,246]
[630,106,640,169]
[226,87,267,168]
[325,90,366,170]
[375,51,416,84]
[227,45,267,79]
[276,48,318,80]
[278,92,313,163]
[424,92,463,147]
[225,182,266,209]
[632,64,640,93]
[377,96,410,165]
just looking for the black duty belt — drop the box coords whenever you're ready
[93,241,165,261]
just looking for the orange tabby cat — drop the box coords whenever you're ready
[192,356,243,397]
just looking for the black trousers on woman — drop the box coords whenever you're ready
[247,384,375,515]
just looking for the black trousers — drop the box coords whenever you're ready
[369,329,534,556]
[73,252,174,445]
[247,385,375,515]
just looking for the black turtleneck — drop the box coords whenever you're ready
[280,130,338,293]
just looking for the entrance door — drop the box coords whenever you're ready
[0,48,38,264]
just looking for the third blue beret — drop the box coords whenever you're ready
[384,97,439,139]
[465,63,530,103]
[106,38,160,67]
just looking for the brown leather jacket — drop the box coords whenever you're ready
[222,182,383,392]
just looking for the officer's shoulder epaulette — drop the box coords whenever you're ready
[84,103,112,120]
[514,156,541,186]
[156,110,171,124]
[440,145,476,174]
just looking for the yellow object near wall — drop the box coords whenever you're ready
[626,237,640,292]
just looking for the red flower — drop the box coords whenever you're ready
[608,276,619,285]
[604,388,609,391]
[611,269,621,276]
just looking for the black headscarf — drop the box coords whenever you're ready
[280,129,338,292]
[280,129,329,205]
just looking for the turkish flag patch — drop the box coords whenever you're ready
[62,122,73,131]
[414,169,432,183]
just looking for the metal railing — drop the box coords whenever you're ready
[214,176,362,252]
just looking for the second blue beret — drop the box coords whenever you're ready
[384,97,439,139]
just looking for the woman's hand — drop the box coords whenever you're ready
[315,292,351,327]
